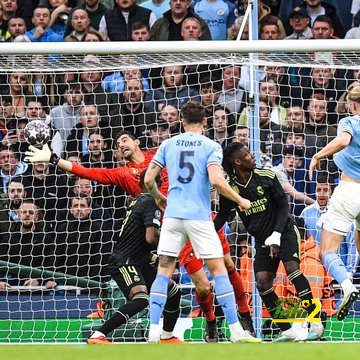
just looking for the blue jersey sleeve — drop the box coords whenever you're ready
[151,139,168,168]
[207,142,223,167]
[337,117,354,137]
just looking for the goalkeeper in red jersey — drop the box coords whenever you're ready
[24,130,252,342]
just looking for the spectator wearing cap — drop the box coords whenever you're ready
[148,121,170,148]
[285,6,313,39]
[298,0,345,38]
[99,0,156,41]
[64,0,107,38]
[272,144,315,213]
[25,6,63,41]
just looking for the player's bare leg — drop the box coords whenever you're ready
[204,258,260,343]
[224,253,254,335]
[320,229,359,320]
[189,268,218,342]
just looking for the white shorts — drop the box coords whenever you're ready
[321,181,360,236]
[157,218,224,259]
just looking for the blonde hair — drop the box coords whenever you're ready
[348,85,360,103]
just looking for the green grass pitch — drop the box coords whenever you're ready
[2,343,359,360]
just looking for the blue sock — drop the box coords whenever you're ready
[149,274,170,325]
[322,251,348,285]
[213,274,238,325]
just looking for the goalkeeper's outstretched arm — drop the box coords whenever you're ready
[24,144,140,195]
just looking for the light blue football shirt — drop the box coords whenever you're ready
[334,115,360,181]
[152,132,223,220]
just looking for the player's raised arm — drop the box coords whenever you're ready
[309,131,352,180]
[24,144,73,172]
[208,164,251,211]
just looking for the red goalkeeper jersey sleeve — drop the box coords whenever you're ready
[71,162,142,198]
[71,148,169,197]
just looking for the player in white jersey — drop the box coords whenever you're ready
[144,101,260,343]
[309,85,360,320]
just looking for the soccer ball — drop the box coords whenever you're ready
[24,120,51,148]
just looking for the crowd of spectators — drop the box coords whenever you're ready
[0,0,359,294]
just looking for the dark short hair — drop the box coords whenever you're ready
[283,144,304,157]
[284,127,305,139]
[131,21,150,33]
[9,176,24,186]
[181,101,205,125]
[313,15,333,28]
[259,15,280,34]
[70,196,91,207]
[114,130,137,144]
[64,80,81,93]
[26,96,46,107]
[316,173,335,190]
[200,75,222,92]
[222,142,245,175]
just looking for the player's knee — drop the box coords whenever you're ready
[128,285,148,300]
[284,261,299,276]
[255,274,273,293]
[256,282,273,294]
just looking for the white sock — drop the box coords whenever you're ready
[90,331,105,339]
[229,321,245,339]
[149,324,161,339]
[341,279,354,293]
[161,330,173,340]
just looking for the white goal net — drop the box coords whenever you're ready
[0,40,359,343]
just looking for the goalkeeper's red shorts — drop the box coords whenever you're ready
[179,227,230,275]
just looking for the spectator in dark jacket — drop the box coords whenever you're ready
[0,200,56,289]
[54,196,114,283]
[98,0,156,41]
[150,0,211,40]
[64,0,108,37]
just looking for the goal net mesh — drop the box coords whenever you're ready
[0,50,359,343]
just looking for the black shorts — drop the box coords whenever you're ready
[111,263,157,299]
[254,225,300,274]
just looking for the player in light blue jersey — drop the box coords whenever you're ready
[309,85,360,321]
[144,101,259,344]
